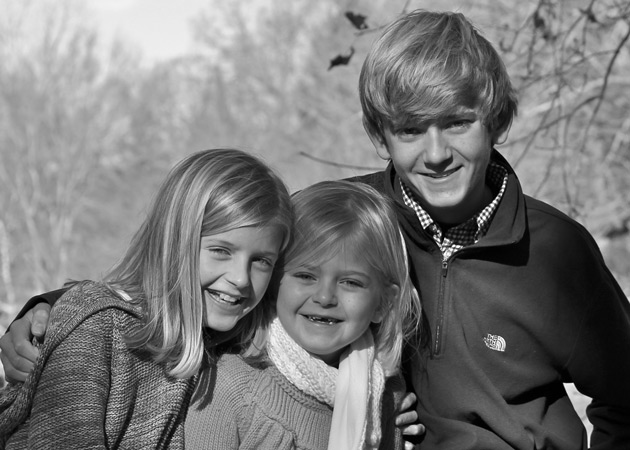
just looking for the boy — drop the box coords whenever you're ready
[351,9,630,449]
[2,9,630,449]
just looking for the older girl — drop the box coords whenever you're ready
[0,148,293,448]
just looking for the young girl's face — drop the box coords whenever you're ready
[199,225,283,332]
[276,248,384,366]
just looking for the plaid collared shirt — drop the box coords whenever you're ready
[400,162,508,261]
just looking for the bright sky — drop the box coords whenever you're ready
[86,0,208,61]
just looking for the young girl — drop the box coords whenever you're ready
[0,148,294,448]
[185,180,421,450]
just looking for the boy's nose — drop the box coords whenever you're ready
[423,126,452,166]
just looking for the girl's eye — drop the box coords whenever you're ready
[209,247,230,257]
[253,257,274,270]
[293,272,315,282]
[341,278,366,289]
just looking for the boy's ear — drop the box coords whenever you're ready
[493,121,512,146]
[368,132,391,161]
[372,284,400,324]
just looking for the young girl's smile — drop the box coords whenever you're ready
[276,248,385,366]
[200,226,282,332]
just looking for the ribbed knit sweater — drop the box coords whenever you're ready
[184,353,404,450]
[0,281,196,449]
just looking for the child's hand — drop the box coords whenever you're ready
[395,392,425,449]
[0,303,51,383]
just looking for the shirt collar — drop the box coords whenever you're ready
[399,161,508,239]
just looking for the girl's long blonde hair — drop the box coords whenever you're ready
[104,148,293,378]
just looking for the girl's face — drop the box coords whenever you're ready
[199,225,283,331]
[276,248,384,366]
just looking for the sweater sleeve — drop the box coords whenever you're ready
[25,309,117,449]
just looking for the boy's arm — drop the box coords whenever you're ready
[567,256,630,448]
[576,284,630,449]
[12,288,66,321]
[0,289,66,382]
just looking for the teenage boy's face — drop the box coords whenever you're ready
[371,108,498,226]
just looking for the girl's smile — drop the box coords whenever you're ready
[199,226,282,331]
[276,248,384,366]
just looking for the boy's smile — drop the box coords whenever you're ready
[371,110,501,226]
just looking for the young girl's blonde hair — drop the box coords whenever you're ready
[251,180,421,376]
[104,148,293,378]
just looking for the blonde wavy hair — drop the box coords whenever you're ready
[103,148,293,378]
[248,180,421,376]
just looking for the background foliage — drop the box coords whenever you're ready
[1,0,629,435]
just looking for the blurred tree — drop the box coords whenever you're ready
[0,0,136,307]
[0,0,627,325]
[186,0,395,191]
[495,0,630,236]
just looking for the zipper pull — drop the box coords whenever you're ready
[442,260,448,276]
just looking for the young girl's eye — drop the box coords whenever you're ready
[292,272,316,282]
[341,278,366,289]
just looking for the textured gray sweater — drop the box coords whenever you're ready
[185,353,404,450]
[0,281,195,449]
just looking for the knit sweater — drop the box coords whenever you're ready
[184,353,405,450]
[0,281,196,449]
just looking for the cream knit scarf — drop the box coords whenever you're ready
[267,317,385,450]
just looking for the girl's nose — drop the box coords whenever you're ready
[225,260,251,289]
[313,283,337,307]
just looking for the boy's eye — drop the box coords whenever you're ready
[395,127,425,137]
[446,120,471,130]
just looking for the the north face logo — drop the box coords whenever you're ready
[483,333,506,352]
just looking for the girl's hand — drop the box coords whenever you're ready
[395,392,426,449]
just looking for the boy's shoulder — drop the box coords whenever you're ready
[524,195,592,235]
[345,169,388,192]
[523,194,604,256]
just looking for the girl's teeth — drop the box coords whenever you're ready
[207,291,241,304]
[218,293,236,303]
[307,316,339,325]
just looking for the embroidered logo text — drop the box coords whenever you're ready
[483,333,506,352]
